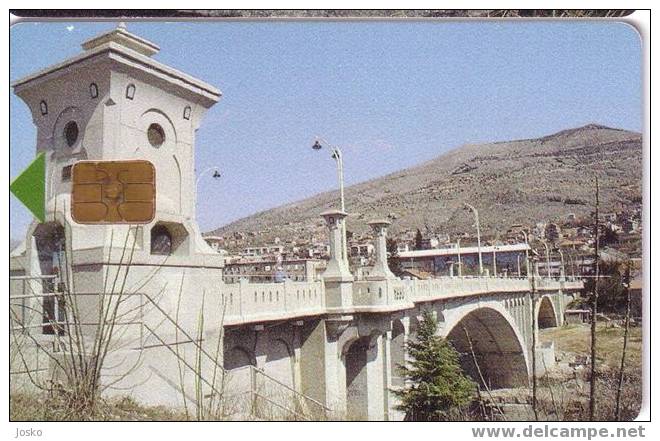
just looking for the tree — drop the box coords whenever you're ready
[544,223,560,244]
[386,238,404,277]
[414,229,424,250]
[581,259,628,313]
[393,310,475,421]
[600,225,619,247]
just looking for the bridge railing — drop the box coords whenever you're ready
[352,279,411,309]
[206,274,582,325]
[219,279,325,324]
[406,276,533,302]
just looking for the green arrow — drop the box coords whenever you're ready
[10,152,46,222]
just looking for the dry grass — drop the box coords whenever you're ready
[10,393,188,422]
[536,322,643,421]
[539,323,642,372]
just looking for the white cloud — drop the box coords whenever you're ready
[66,25,75,32]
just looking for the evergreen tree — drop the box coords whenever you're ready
[582,259,629,313]
[414,229,424,250]
[394,310,475,421]
[386,238,404,277]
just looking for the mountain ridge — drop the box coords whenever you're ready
[207,124,642,245]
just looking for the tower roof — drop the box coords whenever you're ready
[81,23,160,57]
[12,23,221,107]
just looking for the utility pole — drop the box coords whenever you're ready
[464,203,483,275]
[589,176,600,421]
[615,260,633,421]
[529,255,539,421]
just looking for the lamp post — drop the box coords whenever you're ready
[520,231,530,276]
[540,240,551,278]
[456,238,462,277]
[568,251,576,279]
[557,248,566,280]
[464,203,483,276]
[195,166,222,219]
[492,246,497,277]
[312,138,347,260]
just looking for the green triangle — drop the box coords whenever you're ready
[10,152,46,222]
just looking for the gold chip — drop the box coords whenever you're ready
[71,160,156,224]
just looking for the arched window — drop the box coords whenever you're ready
[89,83,99,99]
[150,225,172,255]
[40,100,48,115]
[125,84,136,100]
[183,105,191,120]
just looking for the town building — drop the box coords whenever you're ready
[398,243,532,277]
[223,257,325,283]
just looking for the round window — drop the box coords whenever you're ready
[147,123,165,148]
[63,121,79,147]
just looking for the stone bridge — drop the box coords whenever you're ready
[217,211,582,420]
[9,209,582,421]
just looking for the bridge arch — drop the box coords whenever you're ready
[537,296,558,329]
[443,304,530,389]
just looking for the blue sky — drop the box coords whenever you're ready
[10,21,642,240]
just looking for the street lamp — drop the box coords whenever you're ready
[540,239,551,278]
[464,203,483,276]
[196,166,222,188]
[312,138,347,260]
[557,248,566,281]
[520,231,530,276]
[567,251,576,279]
[456,237,462,277]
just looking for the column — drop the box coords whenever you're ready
[320,210,354,309]
[365,333,385,420]
[366,219,396,281]
[382,330,393,420]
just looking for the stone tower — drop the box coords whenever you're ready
[10,25,228,407]
[12,24,222,264]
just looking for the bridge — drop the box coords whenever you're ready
[10,210,582,421]
[215,211,582,420]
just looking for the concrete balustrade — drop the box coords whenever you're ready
[220,279,325,326]
[215,273,580,326]
[351,279,413,312]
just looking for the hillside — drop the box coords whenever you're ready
[207,124,642,244]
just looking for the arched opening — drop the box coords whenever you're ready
[537,296,558,329]
[150,222,189,256]
[391,320,406,387]
[343,336,372,420]
[224,346,254,371]
[445,307,528,389]
[150,225,172,255]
